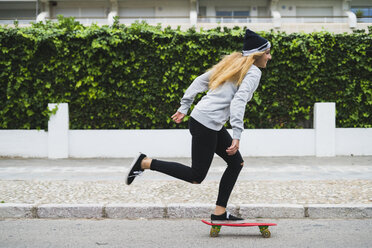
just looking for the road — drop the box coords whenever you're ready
[0,156,371,181]
[1,219,371,248]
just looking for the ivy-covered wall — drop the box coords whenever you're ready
[0,17,371,129]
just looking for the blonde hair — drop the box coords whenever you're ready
[208,51,265,90]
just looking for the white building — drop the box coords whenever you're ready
[0,0,371,32]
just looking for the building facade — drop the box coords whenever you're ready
[0,0,371,32]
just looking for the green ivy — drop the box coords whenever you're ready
[0,17,371,130]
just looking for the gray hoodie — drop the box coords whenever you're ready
[177,64,262,140]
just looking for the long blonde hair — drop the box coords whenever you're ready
[208,51,265,90]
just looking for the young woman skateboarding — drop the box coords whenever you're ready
[126,29,272,223]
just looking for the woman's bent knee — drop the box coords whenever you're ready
[191,176,204,184]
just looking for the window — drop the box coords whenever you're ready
[258,7,268,17]
[216,11,232,17]
[0,2,36,18]
[351,6,372,23]
[234,11,250,17]
[351,7,372,17]
[119,7,155,17]
[296,7,333,17]
[198,6,206,17]
[216,10,250,17]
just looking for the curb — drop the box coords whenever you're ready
[1,203,371,219]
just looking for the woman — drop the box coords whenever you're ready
[126,29,272,223]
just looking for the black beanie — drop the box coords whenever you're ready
[242,29,270,56]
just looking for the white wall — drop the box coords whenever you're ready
[68,128,316,158]
[0,130,48,157]
[239,129,315,156]
[69,129,192,158]
[336,128,372,156]
[0,103,371,158]
[1,127,371,158]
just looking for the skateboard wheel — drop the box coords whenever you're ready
[261,229,271,238]
[210,226,221,237]
[259,226,271,238]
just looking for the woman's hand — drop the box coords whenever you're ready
[226,139,240,156]
[171,111,186,124]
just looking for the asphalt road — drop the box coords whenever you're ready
[1,218,371,248]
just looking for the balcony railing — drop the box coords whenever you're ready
[0,17,37,25]
[198,16,273,23]
[119,16,190,24]
[0,15,371,25]
[0,16,109,25]
[281,16,349,23]
[357,16,372,23]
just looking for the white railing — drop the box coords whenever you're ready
[119,16,190,24]
[281,16,349,23]
[198,17,274,24]
[0,17,109,25]
[1,15,369,25]
[73,18,108,25]
[0,19,36,25]
[357,17,372,23]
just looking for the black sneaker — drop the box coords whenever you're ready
[126,153,147,185]
[211,211,245,224]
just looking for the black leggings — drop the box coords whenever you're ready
[151,117,244,208]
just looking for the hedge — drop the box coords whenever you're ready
[0,17,371,130]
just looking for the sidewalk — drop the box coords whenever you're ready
[0,156,371,219]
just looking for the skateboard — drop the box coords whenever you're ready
[201,219,277,238]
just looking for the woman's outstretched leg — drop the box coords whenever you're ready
[126,117,217,185]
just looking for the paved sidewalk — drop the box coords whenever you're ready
[0,156,371,219]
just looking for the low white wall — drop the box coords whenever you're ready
[69,129,192,158]
[1,128,371,158]
[0,130,48,157]
[69,129,315,158]
[239,129,315,157]
[336,128,372,156]
[0,103,371,158]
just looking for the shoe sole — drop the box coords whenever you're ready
[211,220,246,224]
[126,152,143,185]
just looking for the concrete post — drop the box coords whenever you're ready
[36,12,48,22]
[314,102,336,157]
[36,0,50,22]
[190,0,197,25]
[270,0,281,28]
[48,103,69,159]
[345,11,357,29]
[272,11,281,28]
[108,0,118,26]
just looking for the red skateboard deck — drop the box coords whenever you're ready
[201,219,277,238]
